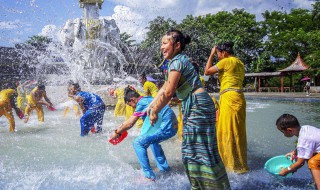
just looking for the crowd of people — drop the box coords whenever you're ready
[0,29,319,190]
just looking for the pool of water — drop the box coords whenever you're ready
[0,98,319,190]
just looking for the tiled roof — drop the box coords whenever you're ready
[279,53,310,72]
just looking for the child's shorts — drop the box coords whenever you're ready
[308,153,320,170]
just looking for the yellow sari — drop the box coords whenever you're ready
[216,56,249,173]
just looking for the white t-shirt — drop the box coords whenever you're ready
[297,125,320,159]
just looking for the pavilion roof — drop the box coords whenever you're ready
[279,53,310,72]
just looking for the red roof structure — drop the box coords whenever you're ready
[279,53,310,72]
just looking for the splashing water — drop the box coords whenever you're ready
[1,96,319,189]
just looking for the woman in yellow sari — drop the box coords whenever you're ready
[204,41,249,174]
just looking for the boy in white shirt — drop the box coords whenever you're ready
[276,114,320,189]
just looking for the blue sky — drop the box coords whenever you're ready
[0,0,315,47]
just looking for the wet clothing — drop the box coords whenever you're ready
[132,96,177,179]
[297,125,320,159]
[143,81,158,98]
[16,85,25,109]
[114,88,126,117]
[63,97,80,118]
[114,87,143,128]
[76,91,105,136]
[24,87,46,123]
[297,125,320,170]
[308,153,320,170]
[215,56,249,173]
[167,54,230,189]
[0,89,17,132]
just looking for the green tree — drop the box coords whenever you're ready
[140,17,177,65]
[179,9,263,73]
[177,15,213,71]
[120,32,136,47]
[26,35,52,47]
[261,7,320,72]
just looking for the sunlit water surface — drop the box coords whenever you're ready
[1,97,319,190]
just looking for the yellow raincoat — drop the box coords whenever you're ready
[143,81,158,98]
[0,89,17,132]
[24,87,45,122]
[114,87,142,128]
[16,85,26,109]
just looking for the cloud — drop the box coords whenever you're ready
[9,38,22,44]
[106,0,316,42]
[293,0,314,9]
[107,5,147,42]
[39,24,59,39]
[0,20,21,30]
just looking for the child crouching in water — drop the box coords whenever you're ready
[276,114,320,189]
[110,86,177,180]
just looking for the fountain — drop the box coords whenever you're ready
[48,0,127,85]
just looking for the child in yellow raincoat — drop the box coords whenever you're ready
[16,81,26,109]
[24,84,53,123]
[138,73,158,98]
[0,88,24,132]
[111,86,143,128]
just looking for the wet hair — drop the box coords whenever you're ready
[67,80,75,86]
[217,41,234,54]
[71,83,81,91]
[139,73,147,80]
[37,84,45,90]
[165,29,191,52]
[276,114,300,130]
[124,85,140,103]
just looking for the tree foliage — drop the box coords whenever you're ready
[139,4,319,78]
[140,17,177,65]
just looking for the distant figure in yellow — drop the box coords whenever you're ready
[63,81,80,118]
[0,88,24,132]
[24,84,53,123]
[110,86,143,128]
[112,87,126,117]
[15,80,35,110]
[138,73,158,97]
[16,81,26,109]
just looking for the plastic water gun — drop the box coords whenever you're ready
[17,110,25,119]
[109,131,128,145]
[90,126,96,133]
[47,106,56,111]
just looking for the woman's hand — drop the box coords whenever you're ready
[149,109,158,125]
[210,46,217,56]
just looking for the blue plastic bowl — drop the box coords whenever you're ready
[264,155,295,177]
[141,115,162,135]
